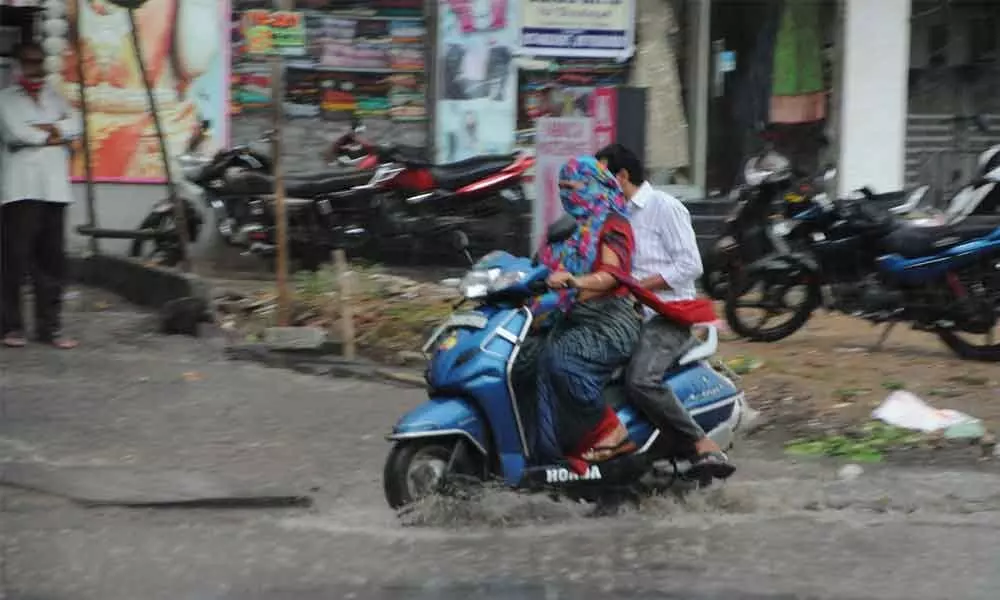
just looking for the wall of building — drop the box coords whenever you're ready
[837,0,911,195]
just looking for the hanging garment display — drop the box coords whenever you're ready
[770,0,826,124]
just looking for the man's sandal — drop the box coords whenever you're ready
[686,451,736,481]
[2,334,27,348]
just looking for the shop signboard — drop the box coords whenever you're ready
[532,116,595,248]
[243,10,308,57]
[435,0,519,163]
[518,0,635,60]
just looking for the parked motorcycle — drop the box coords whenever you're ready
[382,226,746,510]
[724,182,1000,361]
[245,142,536,267]
[129,120,381,267]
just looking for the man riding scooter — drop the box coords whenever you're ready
[595,144,736,481]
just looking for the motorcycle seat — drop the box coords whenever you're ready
[431,153,518,190]
[882,221,1000,258]
[224,170,372,197]
[223,171,274,196]
[285,171,373,198]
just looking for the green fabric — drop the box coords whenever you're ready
[771,1,825,96]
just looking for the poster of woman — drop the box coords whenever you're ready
[56,0,229,182]
[435,0,516,163]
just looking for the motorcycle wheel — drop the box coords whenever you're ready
[129,212,184,268]
[383,439,482,510]
[724,273,821,342]
[937,329,1000,362]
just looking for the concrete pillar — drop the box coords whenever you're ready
[837,0,911,195]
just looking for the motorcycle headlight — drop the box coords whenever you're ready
[178,153,211,180]
[459,268,501,299]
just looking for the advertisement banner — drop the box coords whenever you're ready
[242,10,308,57]
[57,0,231,183]
[590,86,617,149]
[435,0,518,163]
[518,0,635,60]
[532,117,595,248]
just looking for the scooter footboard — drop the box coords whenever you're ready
[388,396,490,456]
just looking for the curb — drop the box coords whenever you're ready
[70,255,212,335]
[226,343,427,389]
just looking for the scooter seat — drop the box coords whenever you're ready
[882,221,1000,259]
[431,153,517,190]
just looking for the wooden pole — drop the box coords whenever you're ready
[127,8,191,272]
[70,25,99,255]
[272,0,293,326]
[332,249,356,361]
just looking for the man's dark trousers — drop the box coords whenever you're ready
[1,199,68,340]
[625,315,706,452]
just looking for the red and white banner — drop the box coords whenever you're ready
[532,117,595,249]
[590,87,618,150]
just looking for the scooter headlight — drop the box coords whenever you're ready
[488,270,527,293]
[459,268,501,299]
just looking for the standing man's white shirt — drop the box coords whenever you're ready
[0,84,81,205]
[629,182,703,310]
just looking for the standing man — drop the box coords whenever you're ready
[0,42,81,349]
[595,143,734,480]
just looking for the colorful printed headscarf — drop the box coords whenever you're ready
[530,156,630,327]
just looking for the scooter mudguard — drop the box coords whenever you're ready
[388,396,490,457]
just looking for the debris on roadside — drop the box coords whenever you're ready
[784,421,925,463]
[872,390,986,440]
[725,355,764,375]
[837,464,864,481]
[214,267,457,362]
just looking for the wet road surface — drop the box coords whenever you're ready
[2,308,999,600]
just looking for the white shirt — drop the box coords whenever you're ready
[629,182,703,310]
[0,84,81,205]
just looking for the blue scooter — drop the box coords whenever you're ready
[383,223,748,509]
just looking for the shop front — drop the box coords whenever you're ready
[676,0,914,199]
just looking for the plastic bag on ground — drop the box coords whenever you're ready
[872,390,984,439]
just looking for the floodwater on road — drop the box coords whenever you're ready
[2,306,1000,600]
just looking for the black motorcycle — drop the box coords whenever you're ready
[700,148,831,300]
[724,187,1000,361]
[128,122,275,266]
[129,119,381,268]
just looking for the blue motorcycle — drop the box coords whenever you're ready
[724,184,1000,361]
[383,226,747,510]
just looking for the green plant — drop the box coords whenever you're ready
[784,421,925,462]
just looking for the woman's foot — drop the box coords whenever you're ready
[2,332,27,348]
[582,423,636,462]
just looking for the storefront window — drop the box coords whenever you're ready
[231,0,430,173]
[678,0,838,198]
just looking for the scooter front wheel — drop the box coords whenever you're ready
[383,439,481,510]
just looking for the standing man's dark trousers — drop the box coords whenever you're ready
[625,316,705,454]
[1,200,68,341]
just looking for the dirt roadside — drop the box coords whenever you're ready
[722,310,1000,444]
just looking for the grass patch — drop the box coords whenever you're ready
[725,355,764,375]
[784,421,925,463]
